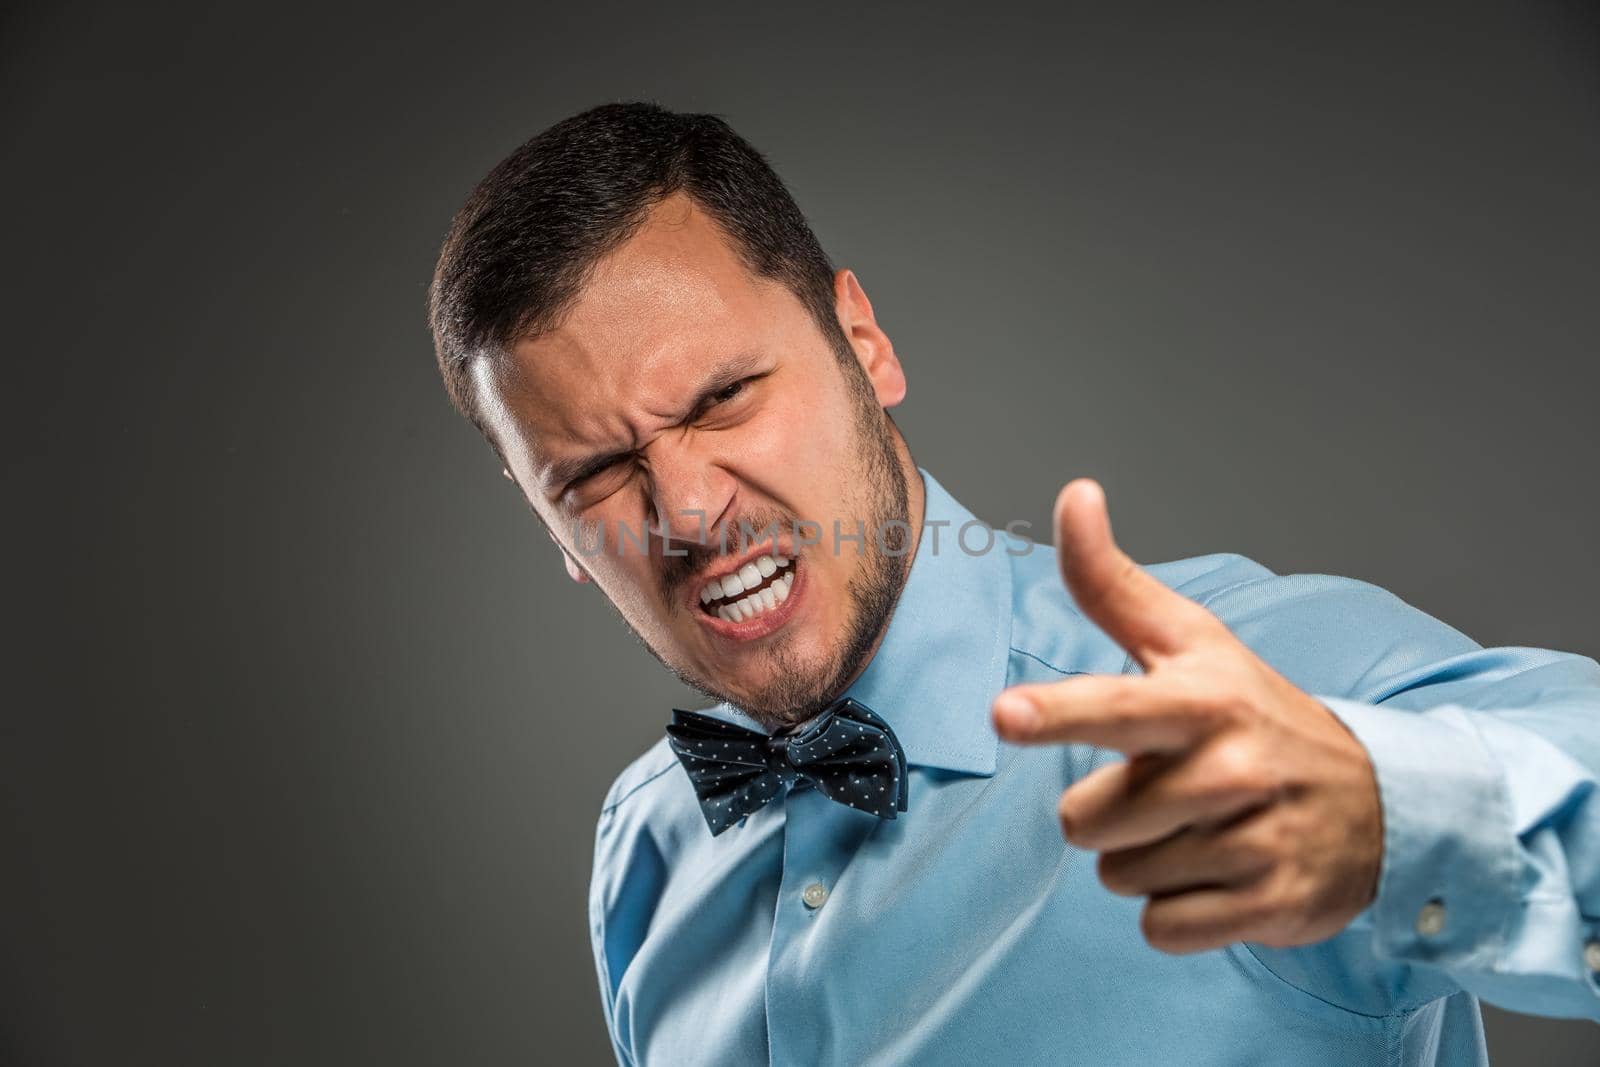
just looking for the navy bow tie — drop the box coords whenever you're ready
[665,697,909,836]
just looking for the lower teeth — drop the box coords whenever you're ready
[709,564,795,622]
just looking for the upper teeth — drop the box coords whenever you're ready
[699,556,795,622]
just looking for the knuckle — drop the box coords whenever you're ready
[1138,903,1168,947]
[1263,812,1304,861]
[1103,682,1144,728]
[1247,869,1303,928]
[1096,852,1138,896]
[1139,904,1189,954]
[1201,736,1275,800]
[1231,819,1281,868]
[1278,872,1319,923]
[1252,891,1314,948]
[1278,910,1318,946]
[1057,792,1090,846]
[1255,928,1300,949]
[1190,684,1246,725]
[1112,555,1144,595]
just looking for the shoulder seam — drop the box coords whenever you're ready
[1194,573,1280,608]
[1167,572,1285,678]
[602,759,679,815]
[1107,569,1277,678]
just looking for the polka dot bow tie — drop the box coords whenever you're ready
[665,698,910,836]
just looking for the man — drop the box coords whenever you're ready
[428,101,1600,1065]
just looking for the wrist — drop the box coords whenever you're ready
[1312,695,1518,969]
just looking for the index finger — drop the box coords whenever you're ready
[991,673,1216,753]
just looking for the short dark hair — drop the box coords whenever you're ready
[428,100,848,438]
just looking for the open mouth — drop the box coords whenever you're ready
[698,554,798,623]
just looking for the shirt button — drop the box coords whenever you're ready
[1415,898,1447,938]
[1583,939,1600,973]
[801,882,829,909]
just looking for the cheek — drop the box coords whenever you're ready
[562,507,662,611]
[735,384,861,500]
[596,557,677,637]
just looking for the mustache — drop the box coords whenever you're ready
[659,509,796,598]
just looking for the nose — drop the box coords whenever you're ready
[640,436,736,549]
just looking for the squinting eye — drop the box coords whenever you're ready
[711,379,751,405]
[569,456,630,498]
[588,457,629,481]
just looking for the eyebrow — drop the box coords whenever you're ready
[544,448,632,490]
[541,350,767,492]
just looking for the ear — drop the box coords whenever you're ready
[834,269,907,409]
[547,528,592,584]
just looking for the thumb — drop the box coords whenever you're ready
[1055,478,1211,665]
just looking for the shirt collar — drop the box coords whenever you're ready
[701,467,1012,777]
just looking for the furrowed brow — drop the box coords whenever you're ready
[543,349,768,492]
[544,449,633,490]
[686,350,765,415]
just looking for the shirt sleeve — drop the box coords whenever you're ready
[590,805,635,1067]
[1317,657,1600,1022]
[1198,565,1600,1021]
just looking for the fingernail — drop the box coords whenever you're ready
[993,692,1039,733]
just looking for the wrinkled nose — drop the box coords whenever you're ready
[642,439,736,548]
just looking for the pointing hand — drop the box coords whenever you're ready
[991,479,1383,954]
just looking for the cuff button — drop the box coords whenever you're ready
[1415,898,1447,938]
[1583,939,1600,974]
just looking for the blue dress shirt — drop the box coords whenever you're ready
[589,469,1600,1065]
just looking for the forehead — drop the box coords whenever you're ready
[480,193,794,456]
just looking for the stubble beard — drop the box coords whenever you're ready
[627,388,914,733]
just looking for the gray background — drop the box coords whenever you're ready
[4,1,1598,1063]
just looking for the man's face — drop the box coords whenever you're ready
[473,193,921,730]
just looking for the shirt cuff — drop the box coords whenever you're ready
[1314,695,1522,969]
